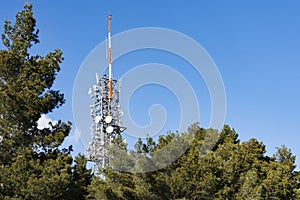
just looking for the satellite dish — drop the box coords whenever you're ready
[120,127,126,132]
[106,126,114,134]
[95,116,101,124]
[88,88,92,95]
[105,115,113,123]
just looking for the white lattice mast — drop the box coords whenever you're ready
[87,14,125,175]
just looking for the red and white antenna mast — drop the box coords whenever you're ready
[107,14,113,99]
[87,13,126,175]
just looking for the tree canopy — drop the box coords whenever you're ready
[87,124,300,200]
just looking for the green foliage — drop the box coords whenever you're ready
[0,3,65,155]
[87,125,300,200]
[0,3,91,199]
[65,154,92,200]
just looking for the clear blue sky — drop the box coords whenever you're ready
[1,1,300,167]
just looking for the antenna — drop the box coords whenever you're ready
[107,14,113,99]
[87,13,126,176]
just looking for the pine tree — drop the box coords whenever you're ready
[0,3,91,199]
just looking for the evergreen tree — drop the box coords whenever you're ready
[0,3,91,199]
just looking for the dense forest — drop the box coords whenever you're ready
[0,4,299,200]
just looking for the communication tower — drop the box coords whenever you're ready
[87,14,125,175]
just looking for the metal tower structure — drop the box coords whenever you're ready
[87,14,125,175]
